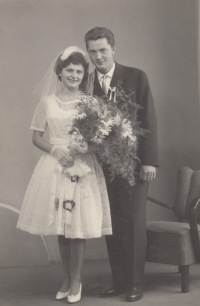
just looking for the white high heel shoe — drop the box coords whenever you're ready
[68,283,82,304]
[56,288,70,300]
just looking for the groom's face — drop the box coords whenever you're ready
[87,38,115,74]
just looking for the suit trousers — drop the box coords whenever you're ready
[103,166,149,289]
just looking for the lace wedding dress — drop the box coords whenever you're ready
[17,92,112,239]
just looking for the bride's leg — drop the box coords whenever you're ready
[69,238,86,295]
[58,235,71,292]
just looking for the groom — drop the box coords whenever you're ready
[84,27,159,302]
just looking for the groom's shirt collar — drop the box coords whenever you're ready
[96,62,115,84]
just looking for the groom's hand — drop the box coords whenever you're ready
[140,165,156,181]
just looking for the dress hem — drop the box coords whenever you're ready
[17,223,112,239]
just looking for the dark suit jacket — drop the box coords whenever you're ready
[85,62,159,167]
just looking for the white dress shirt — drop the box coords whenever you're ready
[97,63,116,94]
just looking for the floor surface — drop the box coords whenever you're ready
[0,260,200,306]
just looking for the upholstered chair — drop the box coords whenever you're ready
[146,166,200,293]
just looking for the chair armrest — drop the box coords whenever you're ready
[147,196,173,210]
[189,196,200,263]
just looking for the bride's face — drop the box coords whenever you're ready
[60,63,84,90]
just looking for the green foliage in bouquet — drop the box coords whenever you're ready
[71,80,148,186]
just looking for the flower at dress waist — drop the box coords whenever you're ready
[68,128,88,156]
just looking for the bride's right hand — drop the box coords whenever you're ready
[50,147,74,168]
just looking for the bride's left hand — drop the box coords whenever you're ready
[59,152,74,168]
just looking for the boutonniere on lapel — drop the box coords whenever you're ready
[107,86,116,102]
[70,80,148,186]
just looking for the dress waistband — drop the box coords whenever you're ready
[50,138,71,145]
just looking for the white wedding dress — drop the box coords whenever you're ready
[17,92,112,239]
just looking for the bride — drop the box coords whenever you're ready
[17,46,112,303]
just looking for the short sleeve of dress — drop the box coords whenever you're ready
[30,99,47,132]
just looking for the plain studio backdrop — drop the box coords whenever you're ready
[0,0,200,265]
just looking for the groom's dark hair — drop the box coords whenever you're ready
[84,27,115,49]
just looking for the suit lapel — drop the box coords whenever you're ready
[93,69,105,96]
[110,62,124,88]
